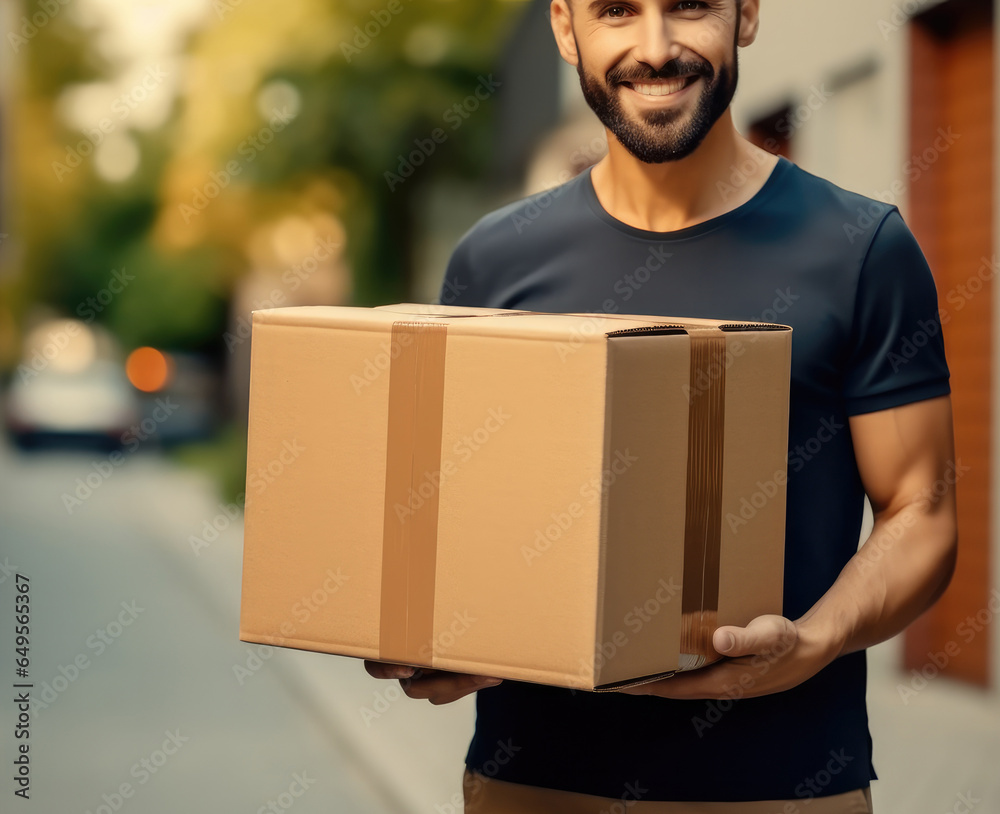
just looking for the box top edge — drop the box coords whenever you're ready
[251,305,792,336]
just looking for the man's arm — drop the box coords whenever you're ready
[620,393,959,700]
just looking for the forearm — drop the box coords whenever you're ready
[797,497,958,660]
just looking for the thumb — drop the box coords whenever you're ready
[713,615,797,658]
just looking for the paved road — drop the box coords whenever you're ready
[0,439,465,814]
[1,438,997,814]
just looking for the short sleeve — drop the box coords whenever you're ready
[435,225,489,307]
[843,209,951,416]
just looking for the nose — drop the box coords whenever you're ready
[631,12,684,71]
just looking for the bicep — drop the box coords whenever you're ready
[848,395,957,519]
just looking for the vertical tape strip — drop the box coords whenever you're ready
[680,328,727,662]
[380,321,448,665]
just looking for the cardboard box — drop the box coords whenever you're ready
[239,303,792,691]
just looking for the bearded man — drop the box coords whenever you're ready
[366,3,957,811]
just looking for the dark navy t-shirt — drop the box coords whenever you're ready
[435,156,951,802]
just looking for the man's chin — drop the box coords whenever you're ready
[622,143,703,165]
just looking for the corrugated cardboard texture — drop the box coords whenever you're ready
[596,334,689,686]
[717,328,791,626]
[239,304,791,690]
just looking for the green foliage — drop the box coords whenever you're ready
[11,0,527,343]
[105,241,230,353]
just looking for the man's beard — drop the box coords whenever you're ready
[577,52,738,164]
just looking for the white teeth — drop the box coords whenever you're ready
[630,78,689,97]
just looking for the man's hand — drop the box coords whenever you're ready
[363,660,503,705]
[623,395,958,702]
[617,614,838,700]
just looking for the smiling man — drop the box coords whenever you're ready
[365,2,958,811]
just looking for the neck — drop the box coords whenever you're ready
[589,111,779,233]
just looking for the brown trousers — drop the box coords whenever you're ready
[462,770,873,814]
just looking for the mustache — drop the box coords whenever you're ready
[607,59,714,85]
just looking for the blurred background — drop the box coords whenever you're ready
[0,0,997,812]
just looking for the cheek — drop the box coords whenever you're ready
[678,18,734,61]
[580,27,641,69]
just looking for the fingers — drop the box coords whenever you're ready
[363,660,417,680]
[401,672,503,705]
[363,660,503,704]
[714,615,798,658]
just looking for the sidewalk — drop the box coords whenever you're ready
[866,636,1000,813]
[179,489,475,814]
[188,504,1000,814]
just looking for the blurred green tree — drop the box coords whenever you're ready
[6,0,526,359]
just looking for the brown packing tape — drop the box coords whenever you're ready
[377,312,732,679]
[379,321,448,666]
[680,328,726,665]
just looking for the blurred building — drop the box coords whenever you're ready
[733,0,998,693]
[460,0,999,691]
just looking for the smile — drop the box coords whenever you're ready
[623,76,698,97]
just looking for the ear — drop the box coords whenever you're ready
[550,0,579,67]
[737,0,761,47]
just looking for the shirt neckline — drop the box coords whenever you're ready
[581,155,792,241]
